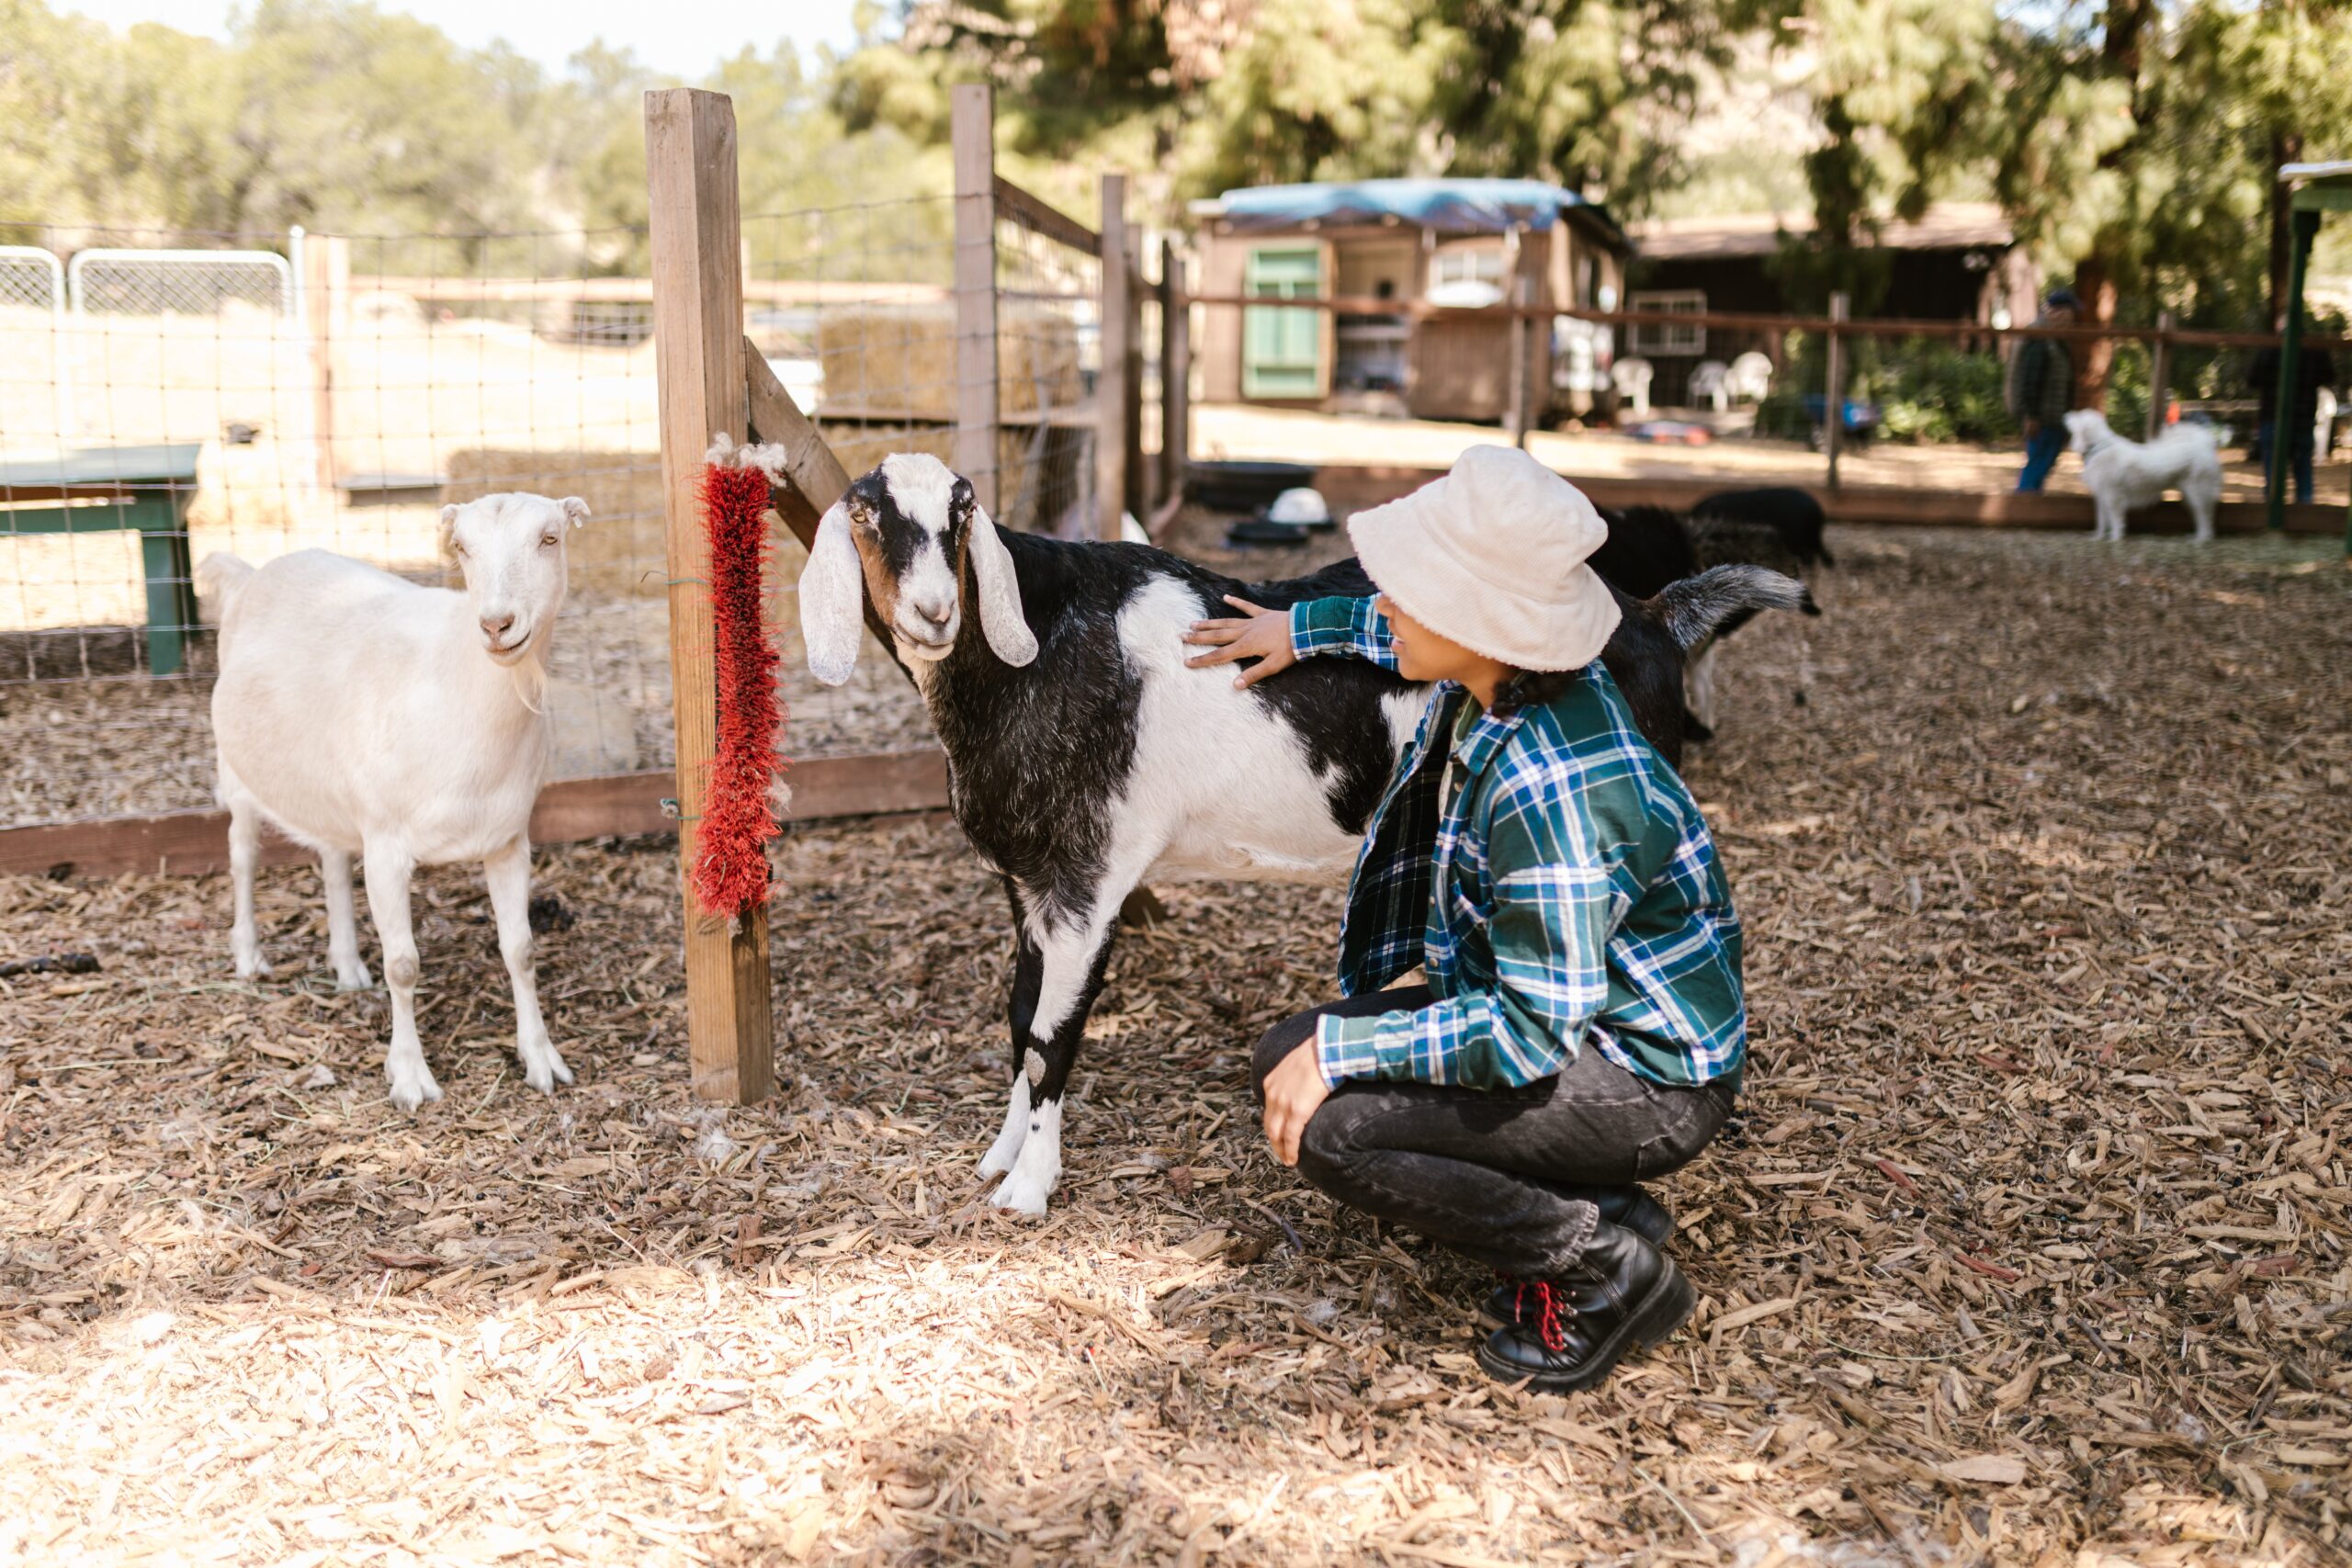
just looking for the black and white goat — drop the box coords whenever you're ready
[800,454,1811,1215]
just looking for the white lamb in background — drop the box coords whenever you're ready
[198,491,589,1110]
[2065,408,2222,543]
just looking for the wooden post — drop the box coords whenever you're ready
[303,231,347,494]
[1097,173,1130,541]
[644,86,774,1105]
[1824,291,1849,491]
[1507,275,1533,449]
[2145,310,2174,441]
[951,85,1000,513]
[1160,237,1190,513]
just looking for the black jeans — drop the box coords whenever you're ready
[1254,987,1736,1278]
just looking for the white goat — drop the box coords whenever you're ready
[2066,409,2222,543]
[198,491,589,1110]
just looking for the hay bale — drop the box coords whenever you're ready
[185,434,317,542]
[818,301,1084,420]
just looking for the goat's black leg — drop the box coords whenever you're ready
[988,885,1121,1215]
[979,882,1046,1179]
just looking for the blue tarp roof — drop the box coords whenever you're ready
[1213,178,1622,243]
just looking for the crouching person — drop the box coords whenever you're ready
[1183,446,1745,1393]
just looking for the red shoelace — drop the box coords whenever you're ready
[1510,1280,1574,1353]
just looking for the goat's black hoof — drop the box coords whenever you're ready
[1792,689,1809,708]
[1681,710,1715,742]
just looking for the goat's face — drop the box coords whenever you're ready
[2064,408,2109,454]
[439,491,589,664]
[799,453,1037,685]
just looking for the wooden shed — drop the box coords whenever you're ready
[1187,178,1633,423]
[1622,204,2039,405]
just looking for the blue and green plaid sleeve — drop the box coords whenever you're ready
[1314,766,1618,1089]
[1289,596,1399,671]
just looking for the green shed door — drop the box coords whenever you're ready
[1243,244,1325,399]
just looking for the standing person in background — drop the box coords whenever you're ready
[2250,325,2338,506]
[2008,288,2080,492]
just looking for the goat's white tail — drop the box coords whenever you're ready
[1652,564,1818,653]
[196,552,256,624]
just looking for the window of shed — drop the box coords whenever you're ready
[1627,290,1707,355]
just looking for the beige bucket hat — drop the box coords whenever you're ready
[1347,445,1621,672]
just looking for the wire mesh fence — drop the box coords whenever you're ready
[1,194,1125,829]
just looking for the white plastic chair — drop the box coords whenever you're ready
[1688,360,1730,412]
[1611,356,1654,420]
[1726,351,1774,404]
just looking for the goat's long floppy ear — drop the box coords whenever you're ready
[799,501,865,686]
[967,503,1038,668]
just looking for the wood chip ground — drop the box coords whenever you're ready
[2,524,2347,1564]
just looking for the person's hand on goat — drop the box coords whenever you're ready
[1261,1043,1330,1168]
[1182,595,1295,689]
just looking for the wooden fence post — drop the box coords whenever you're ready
[951,85,1000,514]
[1824,291,1849,491]
[1160,237,1190,516]
[1507,275,1534,449]
[1098,173,1131,541]
[2146,310,2174,441]
[644,86,775,1106]
[302,231,347,494]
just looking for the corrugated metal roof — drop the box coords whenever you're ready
[1203,178,1623,244]
[1627,202,2013,261]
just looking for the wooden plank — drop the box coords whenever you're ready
[645,85,773,1106]
[303,235,347,493]
[1098,173,1131,541]
[1507,272,1532,449]
[992,174,1102,256]
[2,753,952,881]
[1160,237,1190,513]
[1304,463,2348,536]
[952,85,1001,513]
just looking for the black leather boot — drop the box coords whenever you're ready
[1475,1220,1696,1393]
[1478,1186,1673,1328]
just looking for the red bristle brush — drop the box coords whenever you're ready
[691,436,786,920]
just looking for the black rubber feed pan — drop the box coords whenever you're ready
[1185,460,1318,513]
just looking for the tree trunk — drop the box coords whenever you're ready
[2268,129,2305,323]
[2072,259,2120,412]
[2070,0,2152,412]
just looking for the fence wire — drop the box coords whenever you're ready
[0,201,997,830]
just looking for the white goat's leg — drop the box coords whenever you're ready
[321,848,371,991]
[225,792,271,981]
[484,837,570,1095]
[363,840,441,1111]
[992,895,1121,1216]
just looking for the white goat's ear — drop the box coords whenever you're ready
[967,502,1037,668]
[560,496,590,527]
[799,501,865,686]
[438,503,460,552]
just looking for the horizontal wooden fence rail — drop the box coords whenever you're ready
[1306,463,2348,536]
[0,750,950,881]
[1170,293,2352,352]
[991,175,1102,256]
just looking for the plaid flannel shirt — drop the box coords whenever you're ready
[1287,595,1746,1091]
